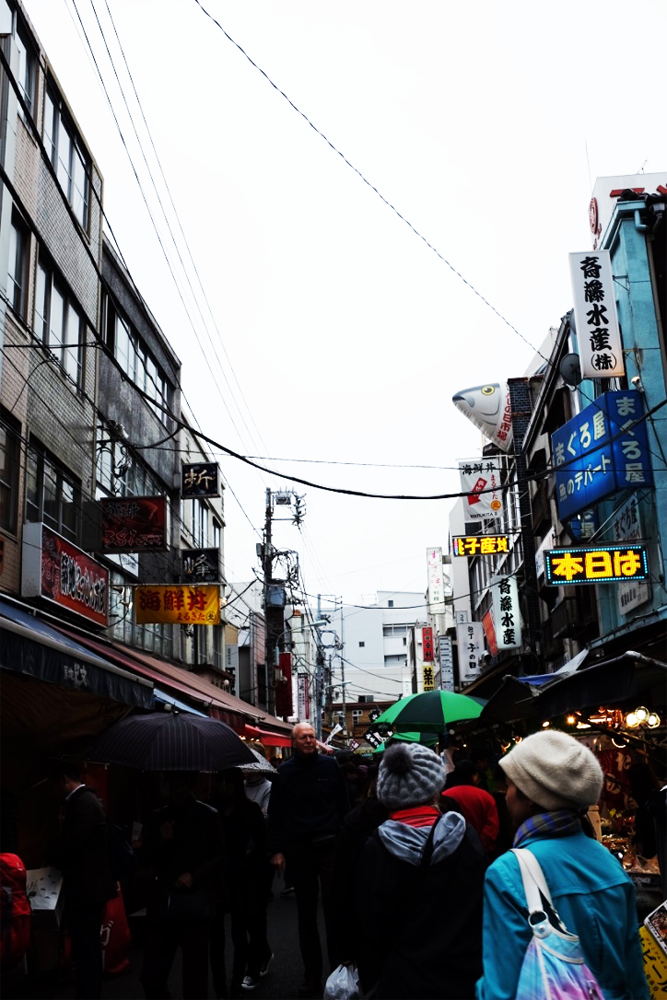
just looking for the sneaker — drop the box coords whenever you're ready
[241,976,259,992]
[259,953,274,977]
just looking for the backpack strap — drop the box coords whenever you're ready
[511,848,569,934]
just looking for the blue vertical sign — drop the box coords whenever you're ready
[551,390,653,521]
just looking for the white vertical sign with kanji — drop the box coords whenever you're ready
[456,621,485,685]
[491,576,522,649]
[569,251,624,378]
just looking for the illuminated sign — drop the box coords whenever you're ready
[452,534,509,557]
[134,585,220,624]
[22,523,108,626]
[181,463,221,498]
[551,390,653,521]
[422,626,434,662]
[101,496,169,553]
[545,546,649,586]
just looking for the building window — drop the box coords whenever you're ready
[352,710,363,723]
[25,441,79,543]
[104,297,171,424]
[212,517,221,551]
[43,84,90,228]
[34,257,84,387]
[0,410,20,533]
[358,641,365,648]
[6,212,29,320]
[14,20,36,118]
[387,600,394,607]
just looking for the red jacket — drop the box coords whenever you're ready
[441,785,499,852]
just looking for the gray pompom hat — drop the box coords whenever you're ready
[500,730,603,810]
[376,743,446,810]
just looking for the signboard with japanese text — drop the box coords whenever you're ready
[569,251,624,378]
[181,463,221,498]
[551,391,652,521]
[181,548,220,584]
[491,576,522,649]
[422,626,434,662]
[275,652,293,716]
[482,608,499,658]
[453,534,509,557]
[22,522,108,627]
[568,508,599,542]
[456,621,485,685]
[427,547,445,607]
[438,635,454,692]
[611,494,651,615]
[134,585,220,624]
[297,673,309,719]
[545,545,649,587]
[452,382,513,452]
[459,460,503,521]
[101,496,169,553]
[422,663,435,691]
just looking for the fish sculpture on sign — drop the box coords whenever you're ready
[452,382,513,452]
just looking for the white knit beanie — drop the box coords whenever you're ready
[500,730,603,811]
[377,743,446,810]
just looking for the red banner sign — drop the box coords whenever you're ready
[422,626,434,662]
[22,522,108,626]
[101,496,168,553]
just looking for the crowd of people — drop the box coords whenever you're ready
[45,722,662,1000]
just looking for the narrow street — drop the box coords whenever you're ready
[5,874,323,1000]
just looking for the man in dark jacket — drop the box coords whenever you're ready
[50,763,117,999]
[268,724,349,998]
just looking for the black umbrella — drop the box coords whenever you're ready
[87,711,256,772]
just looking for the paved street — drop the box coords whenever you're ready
[4,875,327,1000]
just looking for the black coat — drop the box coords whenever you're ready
[357,820,485,1000]
[50,786,117,906]
[268,753,350,854]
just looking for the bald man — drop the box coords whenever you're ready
[268,724,349,998]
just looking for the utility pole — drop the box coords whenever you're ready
[262,487,285,717]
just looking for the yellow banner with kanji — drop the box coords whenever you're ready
[134,585,221,625]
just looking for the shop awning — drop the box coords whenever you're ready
[50,625,293,736]
[0,598,153,709]
[242,724,292,747]
[533,651,667,718]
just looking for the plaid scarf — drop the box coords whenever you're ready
[513,809,582,848]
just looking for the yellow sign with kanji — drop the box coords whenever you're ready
[134,585,221,625]
[453,535,509,557]
[545,545,649,586]
[639,925,667,999]
[422,664,435,691]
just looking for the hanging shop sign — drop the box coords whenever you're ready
[491,576,522,650]
[545,545,649,587]
[438,635,455,692]
[426,547,444,607]
[181,547,220,584]
[456,621,485,685]
[297,672,310,720]
[100,496,169,553]
[453,534,509,557]
[459,460,503,521]
[422,663,435,691]
[22,522,108,627]
[569,251,624,378]
[275,652,293,716]
[134,584,220,624]
[422,626,434,662]
[482,608,499,658]
[452,382,513,452]
[551,390,652,521]
[181,463,221,498]
[610,494,651,615]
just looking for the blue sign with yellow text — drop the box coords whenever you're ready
[551,391,652,521]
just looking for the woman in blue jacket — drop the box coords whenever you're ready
[476,730,649,1000]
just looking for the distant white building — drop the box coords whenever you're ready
[322,590,428,704]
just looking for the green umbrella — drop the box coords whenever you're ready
[374,690,485,734]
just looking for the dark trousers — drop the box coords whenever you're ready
[66,901,105,1000]
[140,917,210,999]
[289,839,338,983]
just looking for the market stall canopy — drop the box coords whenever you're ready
[533,651,667,718]
[0,598,153,709]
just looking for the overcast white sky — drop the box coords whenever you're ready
[23,0,667,609]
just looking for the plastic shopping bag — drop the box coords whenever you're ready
[323,962,361,1000]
